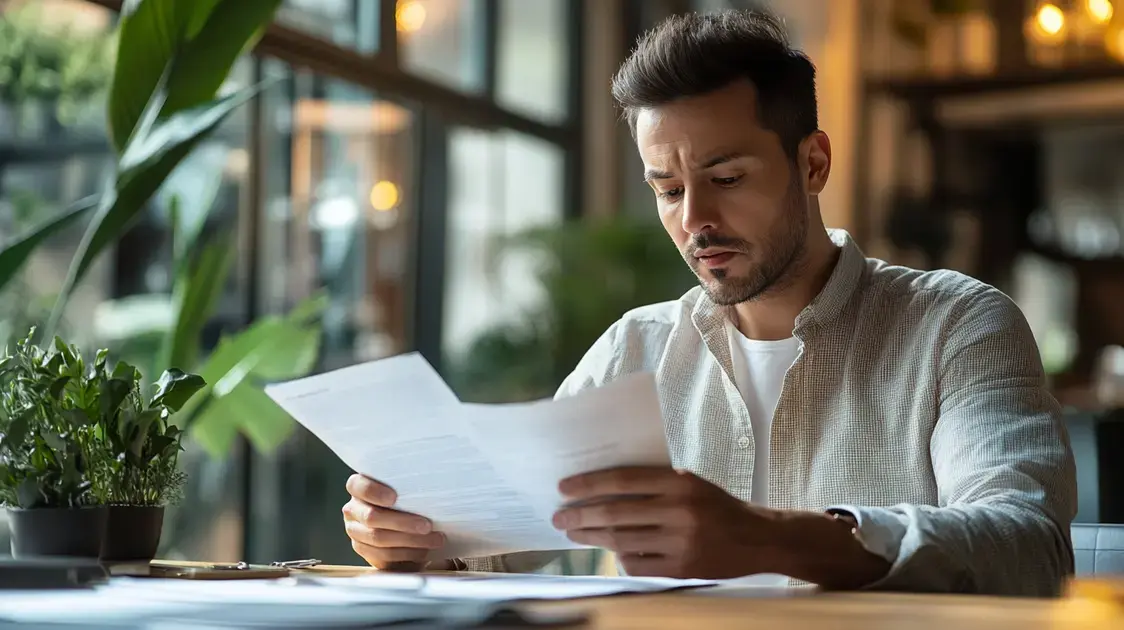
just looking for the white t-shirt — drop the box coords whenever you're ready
[727,321,802,506]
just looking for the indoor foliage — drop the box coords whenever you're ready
[0,3,117,124]
[0,329,205,509]
[0,0,318,459]
[448,217,695,403]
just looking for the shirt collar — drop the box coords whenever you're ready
[690,228,867,349]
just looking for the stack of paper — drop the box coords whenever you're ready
[264,353,671,559]
[0,573,729,627]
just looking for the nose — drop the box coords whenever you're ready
[680,186,719,235]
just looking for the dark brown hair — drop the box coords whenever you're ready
[611,10,818,159]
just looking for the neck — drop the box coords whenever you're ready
[731,227,838,341]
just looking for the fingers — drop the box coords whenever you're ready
[558,467,692,502]
[342,498,433,534]
[346,474,397,507]
[344,520,446,550]
[552,497,685,530]
[565,526,674,555]
[350,539,432,569]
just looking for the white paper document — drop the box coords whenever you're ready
[101,572,716,605]
[265,352,671,559]
[304,573,718,601]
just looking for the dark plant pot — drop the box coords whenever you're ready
[100,505,165,562]
[7,505,107,559]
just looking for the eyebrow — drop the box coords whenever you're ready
[642,152,749,182]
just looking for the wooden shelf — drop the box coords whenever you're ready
[866,63,1124,100]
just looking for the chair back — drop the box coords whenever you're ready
[1072,523,1124,576]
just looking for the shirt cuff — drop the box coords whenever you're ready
[826,505,910,565]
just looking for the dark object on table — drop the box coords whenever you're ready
[8,505,107,558]
[101,505,165,561]
[105,561,291,580]
[0,557,107,589]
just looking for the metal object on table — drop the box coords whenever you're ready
[270,558,323,569]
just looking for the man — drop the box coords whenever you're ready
[342,10,1077,595]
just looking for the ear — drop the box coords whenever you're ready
[802,131,831,196]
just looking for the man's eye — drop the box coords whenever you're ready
[713,176,742,186]
[658,187,684,200]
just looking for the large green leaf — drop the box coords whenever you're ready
[191,293,326,397]
[190,382,294,457]
[108,0,267,154]
[0,196,98,294]
[161,0,282,118]
[247,323,322,381]
[184,0,226,40]
[108,0,183,154]
[172,295,325,457]
[184,394,237,457]
[46,82,270,337]
[159,230,236,371]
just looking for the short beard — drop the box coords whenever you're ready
[685,177,809,307]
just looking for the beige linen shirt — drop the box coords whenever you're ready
[463,229,1077,596]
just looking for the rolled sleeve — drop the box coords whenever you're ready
[840,288,1077,596]
[826,504,909,564]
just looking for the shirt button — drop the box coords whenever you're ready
[737,436,750,449]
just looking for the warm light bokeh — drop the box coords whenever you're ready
[1035,2,1066,38]
[1087,0,1115,24]
[369,180,401,212]
[396,0,427,33]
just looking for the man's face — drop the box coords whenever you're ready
[636,80,815,306]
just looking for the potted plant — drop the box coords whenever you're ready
[94,362,205,562]
[0,330,108,558]
[0,328,206,560]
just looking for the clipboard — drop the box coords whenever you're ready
[113,561,291,580]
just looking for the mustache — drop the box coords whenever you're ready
[685,233,751,257]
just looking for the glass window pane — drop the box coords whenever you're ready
[148,58,257,564]
[251,60,418,563]
[398,0,485,93]
[443,129,564,390]
[496,0,568,122]
[278,0,377,52]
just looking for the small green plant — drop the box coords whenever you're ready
[95,362,205,507]
[0,329,205,509]
[0,330,105,508]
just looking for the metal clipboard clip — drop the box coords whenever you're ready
[269,558,323,569]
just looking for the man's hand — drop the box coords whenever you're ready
[551,467,892,587]
[342,474,450,570]
[551,467,785,579]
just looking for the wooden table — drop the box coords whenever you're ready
[144,562,1124,629]
[541,589,1120,630]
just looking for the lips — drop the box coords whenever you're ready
[695,251,738,269]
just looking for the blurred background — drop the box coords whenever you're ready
[0,0,1122,571]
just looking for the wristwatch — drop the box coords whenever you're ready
[827,508,894,562]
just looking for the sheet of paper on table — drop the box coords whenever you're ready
[264,352,671,559]
[96,573,721,604]
[0,574,799,625]
[1,573,798,627]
